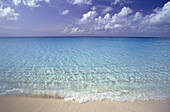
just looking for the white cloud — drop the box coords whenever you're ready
[63,27,69,33]
[67,0,92,5]
[0,6,19,21]
[117,6,132,17]
[101,7,113,14]
[146,1,170,25]
[24,0,50,7]
[79,10,97,24]
[70,27,78,33]
[111,0,132,6]
[113,0,121,5]
[90,5,113,14]
[61,9,69,15]
[94,10,141,31]
[70,27,84,33]
[13,0,22,6]
[13,0,50,7]
[91,6,97,11]
[63,26,84,33]
[94,6,133,30]
[93,1,170,34]
[133,12,142,21]
[104,23,121,30]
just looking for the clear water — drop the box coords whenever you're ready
[0,37,170,103]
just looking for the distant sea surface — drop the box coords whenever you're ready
[0,37,170,103]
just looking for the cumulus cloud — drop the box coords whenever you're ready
[63,26,69,33]
[67,0,92,5]
[113,0,121,5]
[91,6,97,11]
[90,1,170,34]
[90,5,113,14]
[79,10,97,24]
[111,0,132,6]
[94,6,133,30]
[70,27,84,33]
[101,6,113,14]
[13,0,50,7]
[13,0,22,6]
[61,9,69,15]
[0,0,50,22]
[144,1,170,25]
[117,6,132,17]
[63,26,84,33]
[0,6,19,21]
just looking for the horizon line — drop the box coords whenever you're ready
[0,36,170,38]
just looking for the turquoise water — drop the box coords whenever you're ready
[0,37,170,103]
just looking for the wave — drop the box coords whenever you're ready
[0,88,169,103]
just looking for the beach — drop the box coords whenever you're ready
[1,0,170,112]
[0,38,170,111]
[0,96,170,112]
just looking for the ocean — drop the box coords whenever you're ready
[0,37,170,103]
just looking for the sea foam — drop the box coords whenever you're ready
[0,37,170,103]
[1,88,169,103]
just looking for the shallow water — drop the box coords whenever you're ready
[0,37,170,103]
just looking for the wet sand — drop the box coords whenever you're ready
[0,96,170,112]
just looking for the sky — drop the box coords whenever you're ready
[0,0,170,37]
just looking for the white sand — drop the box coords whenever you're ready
[0,96,170,112]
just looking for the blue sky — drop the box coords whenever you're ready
[0,0,170,37]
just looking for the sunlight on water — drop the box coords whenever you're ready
[0,37,170,103]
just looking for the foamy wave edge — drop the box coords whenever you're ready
[0,88,169,103]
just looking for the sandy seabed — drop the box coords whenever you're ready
[0,96,170,112]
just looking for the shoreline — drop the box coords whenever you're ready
[0,95,170,102]
[0,96,170,112]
